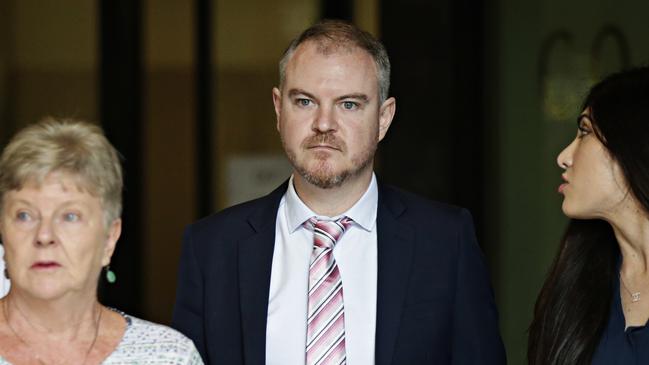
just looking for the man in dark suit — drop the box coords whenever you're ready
[172,20,505,365]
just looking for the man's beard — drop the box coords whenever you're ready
[282,132,377,189]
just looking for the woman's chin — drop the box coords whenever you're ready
[12,279,73,301]
[561,201,573,217]
[561,201,582,219]
[561,203,598,220]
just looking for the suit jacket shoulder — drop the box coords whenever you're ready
[172,182,287,363]
[185,181,288,250]
[378,183,473,243]
[375,183,506,365]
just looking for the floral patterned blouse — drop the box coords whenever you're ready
[0,312,204,364]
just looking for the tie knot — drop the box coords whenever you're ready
[305,216,353,249]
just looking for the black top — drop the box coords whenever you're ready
[592,276,649,364]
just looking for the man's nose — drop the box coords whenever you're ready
[312,105,338,133]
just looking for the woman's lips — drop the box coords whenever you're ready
[31,261,61,269]
[558,174,569,193]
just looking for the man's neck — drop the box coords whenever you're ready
[293,170,373,217]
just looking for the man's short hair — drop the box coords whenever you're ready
[279,19,391,103]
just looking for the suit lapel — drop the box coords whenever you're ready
[238,182,288,365]
[375,185,415,365]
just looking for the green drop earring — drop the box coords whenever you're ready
[105,265,117,284]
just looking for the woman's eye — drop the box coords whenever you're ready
[16,211,31,221]
[63,212,80,222]
[342,101,358,110]
[577,126,590,138]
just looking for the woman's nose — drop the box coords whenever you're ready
[35,219,56,246]
[557,139,575,169]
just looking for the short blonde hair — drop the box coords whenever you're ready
[0,117,123,225]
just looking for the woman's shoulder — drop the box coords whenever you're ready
[105,311,204,364]
[122,314,191,343]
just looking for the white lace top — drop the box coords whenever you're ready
[0,246,9,298]
[0,313,204,364]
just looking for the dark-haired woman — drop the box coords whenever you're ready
[528,66,649,364]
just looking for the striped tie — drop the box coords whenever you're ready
[304,217,353,365]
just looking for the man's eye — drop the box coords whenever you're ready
[297,99,312,107]
[63,212,80,222]
[342,101,358,110]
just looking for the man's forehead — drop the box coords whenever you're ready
[285,41,377,79]
[311,39,358,56]
[295,39,365,59]
[280,40,379,97]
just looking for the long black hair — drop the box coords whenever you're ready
[528,66,649,364]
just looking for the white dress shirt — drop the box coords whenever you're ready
[266,174,378,365]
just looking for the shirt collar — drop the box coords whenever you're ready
[284,173,378,233]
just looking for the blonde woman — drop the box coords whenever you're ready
[0,118,203,364]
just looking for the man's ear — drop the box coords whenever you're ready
[378,97,396,141]
[272,87,282,132]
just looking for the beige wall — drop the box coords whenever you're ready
[0,1,11,143]
[213,0,319,208]
[355,0,380,37]
[0,0,9,141]
[142,0,196,323]
[6,0,98,129]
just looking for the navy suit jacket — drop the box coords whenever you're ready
[172,181,506,364]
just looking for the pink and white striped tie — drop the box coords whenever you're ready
[304,217,353,365]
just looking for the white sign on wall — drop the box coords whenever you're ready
[226,154,293,207]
